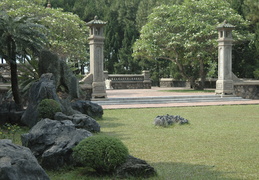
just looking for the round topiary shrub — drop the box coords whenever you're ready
[72,135,129,174]
[38,99,62,119]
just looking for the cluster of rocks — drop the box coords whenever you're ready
[20,73,103,128]
[0,70,156,179]
[154,114,189,127]
[21,119,93,170]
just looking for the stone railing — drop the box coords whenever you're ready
[234,80,259,99]
[104,71,151,89]
[159,78,217,89]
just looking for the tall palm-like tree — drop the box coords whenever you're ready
[0,11,48,109]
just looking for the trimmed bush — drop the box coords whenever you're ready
[72,136,129,174]
[38,99,61,119]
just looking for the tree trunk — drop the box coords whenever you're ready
[8,38,22,110]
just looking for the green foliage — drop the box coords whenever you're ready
[19,57,40,99]
[73,135,129,174]
[38,99,62,119]
[253,69,259,79]
[0,10,48,107]
[0,123,21,143]
[133,0,253,88]
[0,0,88,70]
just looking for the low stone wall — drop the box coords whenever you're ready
[159,78,216,88]
[234,81,259,99]
[105,71,152,89]
[159,78,189,87]
[110,81,151,89]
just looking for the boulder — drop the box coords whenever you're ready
[38,50,79,99]
[116,155,156,178]
[21,73,61,127]
[21,119,92,170]
[71,100,103,118]
[54,112,100,133]
[0,139,50,180]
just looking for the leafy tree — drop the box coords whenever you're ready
[48,0,185,75]
[103,10,121,73]
[0,0,88,73]
[0,12,47,108]
[226,0,258,78]
[135,0,183,31]
[133,0,253,89]
[245,0,259,78]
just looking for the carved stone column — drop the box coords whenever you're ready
[86,16,107,100]
[215,20,235,95]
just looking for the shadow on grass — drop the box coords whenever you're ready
[97,117,131,140]
[97,117,124,128]
[152,162,241,180]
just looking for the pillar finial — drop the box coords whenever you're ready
[46,0,51,8]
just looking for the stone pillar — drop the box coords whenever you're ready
[215,20,235,95]
[142,70,152,89]
[86,16,107,100]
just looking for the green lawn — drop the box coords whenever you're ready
[95,105,259,180]
[3,105,259,179]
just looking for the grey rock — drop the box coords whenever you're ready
[0,139,50,180]
[21,73,61,127]
[39,50,79,99]
[21,119,92,170]
[54,112,100,133]
[116,155,156,178]
[154,114,189,127]
[71,100,103,118]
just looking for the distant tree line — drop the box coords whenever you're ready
[49,0,259,85]
[1,0,259,88]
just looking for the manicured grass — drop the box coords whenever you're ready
[160,89,215,93]
[4,105,259,179]
[96,105,259,180]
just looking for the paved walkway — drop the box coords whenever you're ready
[96,87,259,109]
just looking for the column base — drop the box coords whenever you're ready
[215,80,234,95]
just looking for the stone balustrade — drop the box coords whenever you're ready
[159,78,217,89]
[104,71,151,89]
[234,81,259,99]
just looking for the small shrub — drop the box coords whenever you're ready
[38,99,61,119]
[73,135,129,174]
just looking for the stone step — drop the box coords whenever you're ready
[94,95,249,106]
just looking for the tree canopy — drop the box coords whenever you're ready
[0,12,48,107]
[133,0,253,88]
[1,0,258,83]
[0,0,88,66]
